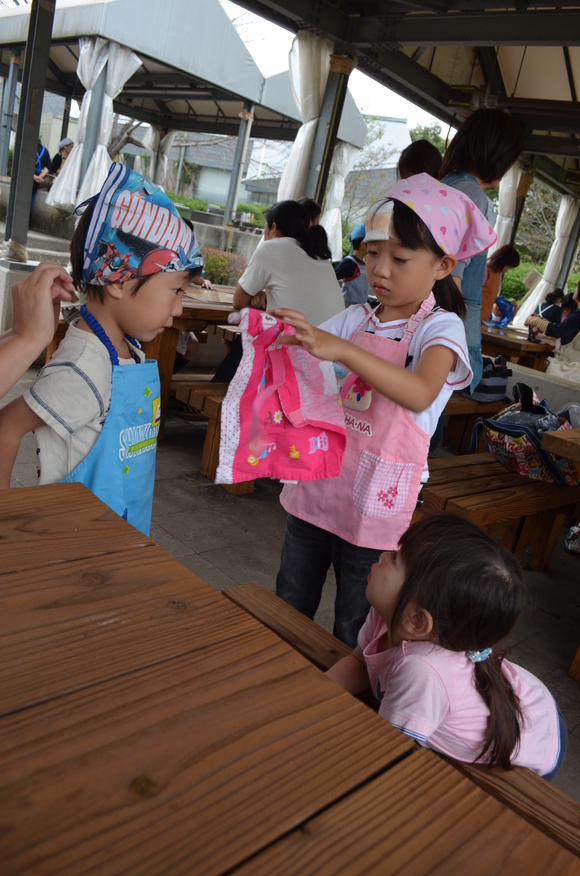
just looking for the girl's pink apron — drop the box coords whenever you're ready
[281,295,436,550]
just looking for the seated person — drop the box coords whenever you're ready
[534,288,563,324]
[561,293,579,323]
[488,295,518,327]
[0,163,203,536]
[50,137,74,175]
[334,223,368,306]
[526,295,580,345]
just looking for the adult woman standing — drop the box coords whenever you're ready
[233,200,343,326]
[441,109,524,390]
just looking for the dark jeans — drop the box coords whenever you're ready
[276,513,383,648]
[211,334,243,383]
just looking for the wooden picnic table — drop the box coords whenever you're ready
[542,427,580,465]
[1,483,580,874]
[142,288,234,438]
[481,323,556,370]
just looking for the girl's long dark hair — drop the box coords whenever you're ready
[394,513,526,770]
[440,108,524,186]
[373,198,465,318]
[487,244,520,273]
[265,200,331,260]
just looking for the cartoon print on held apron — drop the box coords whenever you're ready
[60,305,160,536]
[281,295,436,550]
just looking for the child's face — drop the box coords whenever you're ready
[115,271,191,342]
[366,550,406,635]
[365,229,454,315]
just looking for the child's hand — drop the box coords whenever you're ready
[12,262,77,345]
[273,308,344,362]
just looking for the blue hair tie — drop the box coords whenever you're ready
[468,648,492,663]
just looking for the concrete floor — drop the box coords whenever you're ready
[3,368,580,802]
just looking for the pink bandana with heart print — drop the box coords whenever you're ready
[364,172,497,260]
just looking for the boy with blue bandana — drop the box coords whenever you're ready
[0,163,203,535]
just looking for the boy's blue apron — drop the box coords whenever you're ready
[442,171,496,393]
[60,305,160,535]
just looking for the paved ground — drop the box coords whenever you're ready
[3,368,580,801]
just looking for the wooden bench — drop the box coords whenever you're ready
[175,380,254,495]
[223,581,580,859]
[414,454,580,570]
[442,392,510,454]
[203,323,241,353]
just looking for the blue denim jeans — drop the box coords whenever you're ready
[275,514,383,648]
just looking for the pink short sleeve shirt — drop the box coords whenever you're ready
[358,608,560,776]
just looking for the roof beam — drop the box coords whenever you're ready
[352,11,580,47]
[524,134,580,158]
[526,152,579,196]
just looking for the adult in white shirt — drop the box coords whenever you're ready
[233,200,343,326]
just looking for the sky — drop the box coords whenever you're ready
[218,0,445,133]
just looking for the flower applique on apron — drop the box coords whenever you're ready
[281,296,436,550]
[60,305,160,536]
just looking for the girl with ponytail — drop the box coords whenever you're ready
[327,512,566,776]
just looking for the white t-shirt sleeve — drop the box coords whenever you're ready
[416,311,472,389]
[318,303,370,336]
[379,655,450,743]
[24,359,108,440]
[238,246,271,296]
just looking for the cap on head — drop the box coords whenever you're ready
[349,223,366,242]
[58,137,74,150]
[75,162,204,286]
[365,172,497,260]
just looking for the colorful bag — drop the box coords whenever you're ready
[216,309,346,485]
[469,382,580,486]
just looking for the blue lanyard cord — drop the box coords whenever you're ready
[80,304,140,366]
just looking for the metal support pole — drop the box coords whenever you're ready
[5,0,56,246]
[175,145,185,195]
[0,53,20,177]
[60,97,71,142]
[303,56,353,204]
[223,101,254,225]
[555,204,580,289]
[510,165,535,244]
[79,61,107,186]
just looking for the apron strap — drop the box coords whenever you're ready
[401,292,437,344]
[80,305,140,365]
[249,346,286,446]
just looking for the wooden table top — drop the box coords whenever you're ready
[1,484,578,875]
[542,427,580,464]
[481,323,556,353]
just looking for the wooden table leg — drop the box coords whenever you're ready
[570,645,580,682]
[142,326,180,440]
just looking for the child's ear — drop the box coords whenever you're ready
[400,602,434,640]
[435,254,457,280]
[105,280,135,301]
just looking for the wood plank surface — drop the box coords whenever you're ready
[542,428,580,465]
[456,761,580,859]
[0,629,413,876]
[0,483,152,576]
[447,481,580,525]
[427,460,506,486]
[224,582,352,670]
[0,545,261,715]
[422,471,527,510]
[232,748,580,875]
[428,453,503,470]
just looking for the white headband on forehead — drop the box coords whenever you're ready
[363,200,394,244]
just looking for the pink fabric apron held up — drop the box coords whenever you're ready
[216,309,346,485]
[281,295,436,550]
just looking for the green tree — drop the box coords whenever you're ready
[409,123,447,156]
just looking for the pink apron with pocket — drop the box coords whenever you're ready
[281,295,436,549]
[216,309,346,484]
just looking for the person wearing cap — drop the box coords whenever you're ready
[32,134,51,206]
[0,163,204,535]
[334,223,369,306]
[273,173,495,646]
[50,137,74,175]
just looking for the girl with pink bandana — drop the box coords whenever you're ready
[274,173,496,647]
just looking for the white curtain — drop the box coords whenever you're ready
[320,142,360,260]
[277,30,333,201]
[488,162,521,256]
[151,128,176,188]
[514,194,580,325]
[47,38,141,211]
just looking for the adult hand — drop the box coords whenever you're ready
[33,174,43,184]
[201,278,215,290]
[12,262,77,347]
[273,308,344,362]
[524,316,532,326]
[250,290,267,310]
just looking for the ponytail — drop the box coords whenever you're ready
[474,652,523,769]
[264,200,331,261]
[433,275,465,319]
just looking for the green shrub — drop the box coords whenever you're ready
[167,192,210,213]
[167,193,267,227]
[502,262,580,300]
[201,247,247,285]
[6,147,13,176]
